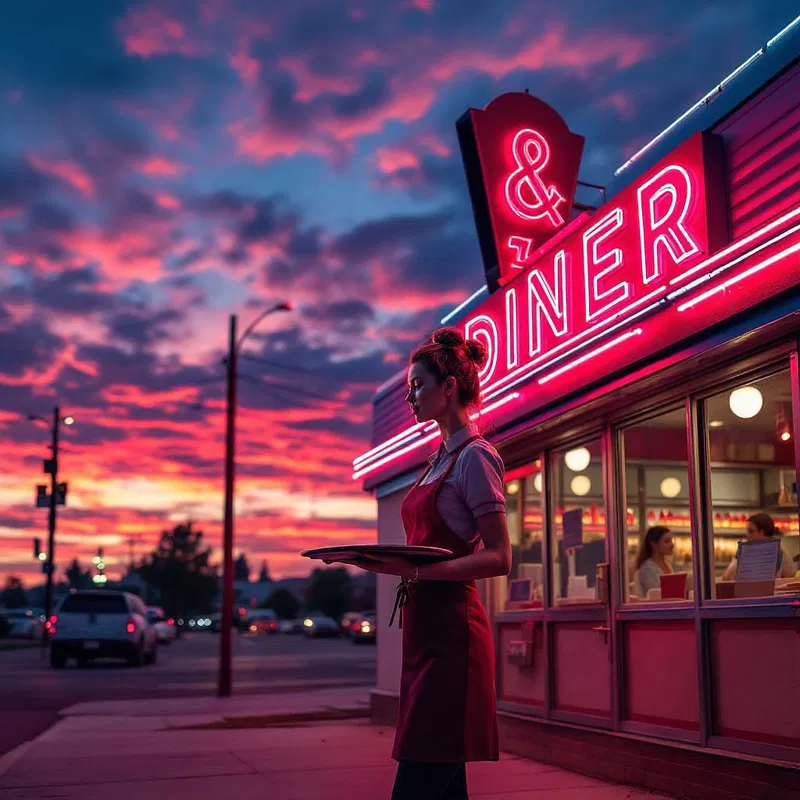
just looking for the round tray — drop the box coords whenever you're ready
[301,544,453,565]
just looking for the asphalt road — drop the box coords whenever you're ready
[0,631,376,759]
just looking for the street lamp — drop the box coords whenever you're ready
[218,301,292,697]
[27,408,75,649]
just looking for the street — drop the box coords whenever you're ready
[0,632,375,759]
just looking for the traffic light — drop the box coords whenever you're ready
[33,538,41,559]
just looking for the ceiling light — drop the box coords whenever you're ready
[729,386,763,419]
[533,473,542,493]
[709,420,724,428]
[570,475,591,496]
[564,447,591,472]
[660,477,682,499]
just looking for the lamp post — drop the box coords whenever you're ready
[28,408,74,648]
[218,301,291,697]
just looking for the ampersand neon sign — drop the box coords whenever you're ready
[504,128,565,227]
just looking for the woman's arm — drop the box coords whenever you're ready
[417,512,511,582]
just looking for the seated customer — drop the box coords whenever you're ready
[634,526,674,598]
[721,513,795,580]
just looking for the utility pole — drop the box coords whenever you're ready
[43,406,60,649]
[217,301,291,698]
[218,314,237,697]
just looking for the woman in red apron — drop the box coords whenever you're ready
[341,327,511,800]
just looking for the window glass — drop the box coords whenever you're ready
[503,459,544,610]
[551,440,606,605]
[59,593,127,614]
[705,370,799,599]
[622,409,693,603]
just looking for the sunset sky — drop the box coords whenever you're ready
[1,0,797,586]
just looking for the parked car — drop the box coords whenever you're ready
[351,612,377,644]
[5,609,44,639]
[146,606,176,644]
[302,615,340,638]
[340,612,363,636]
[49,590,158,668]
[244,609,279,634]
[278,618,305,634]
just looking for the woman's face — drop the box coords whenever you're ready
[746,521,765,541]
[406,361,448,423]
[656,532,674,557]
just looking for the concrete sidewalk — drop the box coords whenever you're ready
[0,688,674,800]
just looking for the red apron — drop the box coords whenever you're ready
[391,437,499,764]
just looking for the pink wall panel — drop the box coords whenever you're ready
[624,621,699,730]
[554,622,610,717]
[712,620,800,749]
[713,61,800,240]
[497,623,545,706]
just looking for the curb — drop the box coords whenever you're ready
[0,739,35,780]
[167,707,370,730]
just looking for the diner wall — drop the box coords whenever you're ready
[710,619,800,749]
[497,621,546,707]
[623,621,700,731]
[714,60,800,240]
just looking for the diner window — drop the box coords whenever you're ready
[503,460,544,610]
[550,440,606,605]
[703,370,799,600]
[621,408,693,603]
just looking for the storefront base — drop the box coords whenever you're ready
[369,691,799,800]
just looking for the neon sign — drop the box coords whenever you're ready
[457,93,584,290]
[355,127,800,483]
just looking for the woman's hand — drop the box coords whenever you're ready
[323,554,414,579]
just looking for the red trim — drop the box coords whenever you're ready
[626,713,700,731]
[499,694,545,706]
[555,703,611,718]
[716,727,800,749]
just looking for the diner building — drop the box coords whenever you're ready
[357,16,800,800]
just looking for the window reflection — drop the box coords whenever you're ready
[622,408,692,602]
[551,441,606,605]
[705,371,799,599]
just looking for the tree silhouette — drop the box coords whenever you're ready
[257,560,271,583]
[265,587,299,619]
[234,553,251,582]
[137,522,218,626]
[304,567,352,621]
[0,576,29,609]
[65,559,92,590]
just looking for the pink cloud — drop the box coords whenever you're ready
[279,57,361,103]
[138,155,186,177]
[431,24,649,81]
[28,155,96,198]
[119,9,205,58]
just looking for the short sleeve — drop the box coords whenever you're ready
[454,443,506,519]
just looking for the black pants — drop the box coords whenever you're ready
[391,761,469,800]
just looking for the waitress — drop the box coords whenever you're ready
[339,327,511,800]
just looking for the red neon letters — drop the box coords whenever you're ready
[457,93,585,289]
[463,132,725,393]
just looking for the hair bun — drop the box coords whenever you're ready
[430,327,466,349]
[466,339,488,369]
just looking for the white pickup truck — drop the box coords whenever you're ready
[49,590,158,668]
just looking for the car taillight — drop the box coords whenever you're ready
[46,615,57,633]
[168,618,174,625]
[126,618,136,634]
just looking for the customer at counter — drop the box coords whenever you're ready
[633,526,674,598]
[720,513,795,580]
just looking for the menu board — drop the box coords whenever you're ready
[562,508,584,549]
[735,538,781,582]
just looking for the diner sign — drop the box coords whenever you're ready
[354,92,800,484]
[459,118,729,399]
